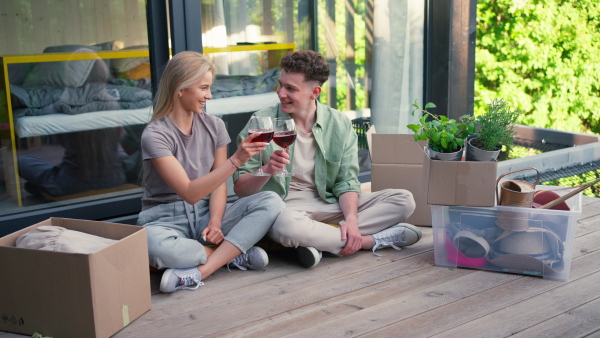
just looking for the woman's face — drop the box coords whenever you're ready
[180,71,213,114]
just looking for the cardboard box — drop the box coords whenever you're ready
[370,133,432,226]
[368,128,499,224]
[431,186,582,281]
[422,149,497,206]
[0,218,151,338]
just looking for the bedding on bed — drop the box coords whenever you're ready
[15,91,281,138]
[10,81,153,119]
[211,67,280,99]
[10,67,280,119]
[10,47,282,134]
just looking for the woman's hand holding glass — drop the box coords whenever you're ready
[232,132,268,168]
[247,116,274,176]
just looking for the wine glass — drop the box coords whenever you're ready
[248,116,274,176]
[272,117,297,177]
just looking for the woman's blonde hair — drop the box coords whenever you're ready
[151,51,216,122]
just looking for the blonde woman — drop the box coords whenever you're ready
[137,51,284,293]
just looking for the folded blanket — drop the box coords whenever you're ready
[212,67,280,99]
[11,83,152,118]
[10,67,278,118]
[16,225,116,254]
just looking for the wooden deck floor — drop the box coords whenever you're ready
[124,194,600,337]
[3,194,600,337]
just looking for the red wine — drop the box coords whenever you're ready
[273,131,297,148]
[249,129,274,143]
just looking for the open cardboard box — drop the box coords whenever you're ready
[0,218,151,338]
[368,130,432,226]
[422,146,497,207]
[367,127,498,226]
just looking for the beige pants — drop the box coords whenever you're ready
[268,189,416,254]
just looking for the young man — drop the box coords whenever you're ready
[233,50,420,268]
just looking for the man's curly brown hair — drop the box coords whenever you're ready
[280,50,330,86]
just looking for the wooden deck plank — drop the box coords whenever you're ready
[224,199,600,338]
[361,230,600,337]
[287,246,600,337]
[512,298,600,338]
[3,196,599,338]
[577,213,600,236]
[582,195,600,206]
[432,262,600,337]
[208,252,477,337]
[580,200,600,219]
[116,238,437,336]
[285,269,523,337]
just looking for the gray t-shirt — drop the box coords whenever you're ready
[140,113,230,210]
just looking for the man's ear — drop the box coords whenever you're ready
[310,85,322,100]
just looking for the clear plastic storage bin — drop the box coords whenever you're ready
[431,186,582,281]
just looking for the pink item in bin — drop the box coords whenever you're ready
[445,236,487,268]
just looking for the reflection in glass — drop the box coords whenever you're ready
[0,1,150,215]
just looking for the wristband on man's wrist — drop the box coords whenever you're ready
[229,158,239,169]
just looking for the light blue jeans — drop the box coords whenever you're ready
[137,191,284,269]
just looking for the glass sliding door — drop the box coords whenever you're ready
[200,0,303,76]
[194,1,304,156]
[317,0,372,112]
[0,0,150,221]
[314,0,375,173]
[195,0,376,172]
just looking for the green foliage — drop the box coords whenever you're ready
[474,99,520,151]
[476,0,600,134]
[507,145,542,160]
[542,170,600,198]
[407,100,476,153]
[317,0,368,110]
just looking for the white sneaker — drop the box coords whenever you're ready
[372,223,422,256]
[227,246,269,271]
[296,246,322,268]
[159,267,203,293]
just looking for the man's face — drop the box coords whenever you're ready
[276,70,319,114]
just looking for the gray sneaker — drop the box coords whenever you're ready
[228,246,269,271]
[296,246,322,268]
[159,267,203,293]
[372,223,422,256]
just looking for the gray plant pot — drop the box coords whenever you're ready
[465,136,501,161]
[425,146,463,161]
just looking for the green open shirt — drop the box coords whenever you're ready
[233,101,361,203]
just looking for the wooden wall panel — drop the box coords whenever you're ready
[0,0,148,55]
[80,0,97,47]
[63,0,83,44]
[31,0,51,52]
[94,0,112,43]
[0,2,19,53]
[50,0,67,46]
[125,0,145,44]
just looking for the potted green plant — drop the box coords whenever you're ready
[407,100,476,161]
[466,98,520,161]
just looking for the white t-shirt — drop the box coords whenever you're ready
[288,128,317,193]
